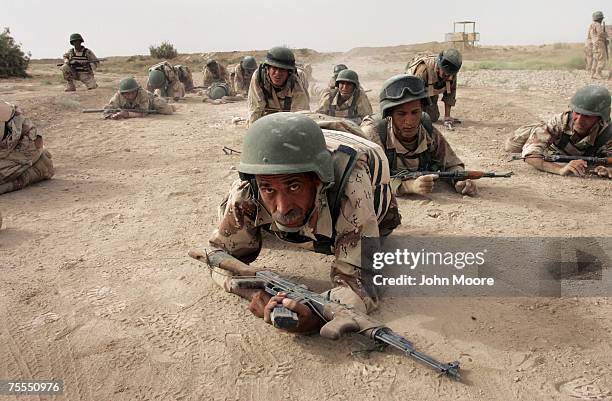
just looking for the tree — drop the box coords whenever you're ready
[0,28,30,78]
[149,41,178,59]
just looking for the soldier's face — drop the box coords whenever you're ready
[338,82,355,96]
[267,66,289,87]
[122,90,139,102]
[256,173,320,228]
[572,112,599,134]
[390,100,422,140]
[71,40,83,49]
[437,66,453,80]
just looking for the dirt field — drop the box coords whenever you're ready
[1,49,611,401]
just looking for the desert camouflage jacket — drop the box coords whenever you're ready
[361,116,464,194]
[408,56,457,106]
[209,130,398,311]
[104,88,174,116]
[316,88,373,124]
[1,106,43,183]
[247,68,310,125]
[522,111,612,157]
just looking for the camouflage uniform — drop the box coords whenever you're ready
[247,69,310,125]
[203,64,229,87]
[1,104,54,194]
[361,115,464,194]
[506,111,612,157]
[60,47,99,90]
[208,129,400,313]
[174,65,195,92]
[316,88,373,124]
[587,21,609,77]
[231,64,254,95]
[103,88,174,117]
[147,61,185,99]
[407,56,457,122]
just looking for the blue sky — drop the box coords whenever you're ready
[3,0,610,58]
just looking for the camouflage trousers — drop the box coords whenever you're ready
[0,150,54,195]
[585,45,593,72]
[60,64,97,90]
[590,44,608,77]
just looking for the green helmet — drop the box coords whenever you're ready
[148,69,166,89]
[379,74,429,117]
[119,77,139,93]
[335,69,359,87]
[241,56,257,71]
[69,33,84,44]
[593,11,604,21]
[209,84,229,100]
[333,64,348,74]
[238,112,333,183]
[437,48,463,74]
[570,85,611,122]
[264,46,296,71]
[206,59,218,68]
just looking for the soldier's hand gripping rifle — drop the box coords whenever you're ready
[189,249,462,380]
[510,154,612,166]
[391,170,514,181]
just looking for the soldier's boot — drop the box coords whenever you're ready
[8,152,55,193]
[82,74,98,90]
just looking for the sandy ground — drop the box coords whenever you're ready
[0,56,611,401]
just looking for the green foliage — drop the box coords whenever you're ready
[149,41,178,59]
[0,28,31,78]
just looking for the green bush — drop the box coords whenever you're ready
[0,28,30,78]
[149,41,178,59]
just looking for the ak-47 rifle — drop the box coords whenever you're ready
[391,170,513,180]
[510,154,612,166]
[56,58,106,67]
[82,108,159,114]
[188,249,462,380]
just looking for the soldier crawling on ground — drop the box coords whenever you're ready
[103,77,174,119]
[406,49,463,129]
[1,101,54,195]
[60,33,99,92]
[147,61,185,101]
[247,46,310,125]
[202,112,401,332]
[230,56,258,96]
[316,69,372,125]
[203,59,229,87]
[505,85,611,179]
[361,75,478,196]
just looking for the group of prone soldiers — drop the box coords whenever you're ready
[2,30,611,337]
